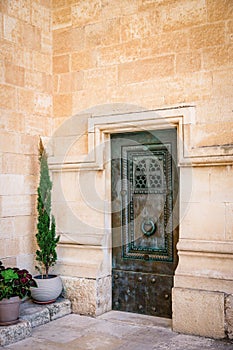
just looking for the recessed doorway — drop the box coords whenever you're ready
[111,129,179,318]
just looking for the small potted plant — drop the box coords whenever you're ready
[30,138,62,304]
[0,261,37,325]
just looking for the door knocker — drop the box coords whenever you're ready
[141,219,156,237]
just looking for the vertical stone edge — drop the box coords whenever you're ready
[47,298,72,321]
[225,294,233,340]
[96,275,112,316]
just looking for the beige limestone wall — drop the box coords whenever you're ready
[0,0,52,270]
[0,0,232,339]
[51,0,233,337]
[52,0,233,132]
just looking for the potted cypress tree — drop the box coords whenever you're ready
[30,138,62,304]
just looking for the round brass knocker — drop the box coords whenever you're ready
[141,219,156,237]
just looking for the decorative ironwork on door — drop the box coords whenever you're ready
[121,143,173,262]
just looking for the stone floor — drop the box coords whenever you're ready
[0,298,72,346]
[1,311,233,350]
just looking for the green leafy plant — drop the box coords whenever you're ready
[36,138,60,279]
[0,261,37,301]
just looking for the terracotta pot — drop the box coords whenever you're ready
[0,296,21,326]
[30,275,63,304]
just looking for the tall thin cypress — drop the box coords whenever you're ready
[36,138,60,279]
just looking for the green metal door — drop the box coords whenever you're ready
[111,129,179,318]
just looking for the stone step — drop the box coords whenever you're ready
[0,298,71,346]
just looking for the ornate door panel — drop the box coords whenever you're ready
[111,129,179,318]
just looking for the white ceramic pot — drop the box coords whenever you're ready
[30,275,63,304]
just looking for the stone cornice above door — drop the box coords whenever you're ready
[49,105,233,171]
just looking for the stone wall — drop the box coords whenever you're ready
[52,0,233,128]
[0,0,233,340]
[0,0,52,270]
[51,0,233,338]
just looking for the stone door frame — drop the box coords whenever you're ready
[49,105,233,336]
[86,106,195,314]
[50,105,196,314]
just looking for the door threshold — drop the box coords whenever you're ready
[98,310,172,329]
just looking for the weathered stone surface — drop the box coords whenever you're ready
[53,27,84,55]
[71,50,96,71]
[96,276,111,316]
[176,52,202,74]
[34,92,52,116]
[53,7,71,29]
[101,0,138,18]
[53,93,72,117]
[207,0,233,22]
[225,294,233,339]
[0,320,31,346]
[97,40,142,66]
[203,46,232,70]
[20,298,71,319]
[17,88,35,114]
[53,54,70,74]
[3,0,31,24]
[83,66,118,89]
[71,0,102,27]
[46,298,72,321]
[189,22,225,50]
[118,56,175,84]
[62,277,97,316]
[85,18,120,48]
[5,62,25,87]
[141,30,189,56]
[61,276,110,316]
[56,71,84,93]
[121,11,160,42]
[226,203,233,241]
[20,304,50,328]
[0,84,17,109]
[161,0,207,31]
[33,51,52,73]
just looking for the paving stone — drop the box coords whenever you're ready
[3,337,63,350]
[2,311,233,350]
[32,315,90,343]
[87,318,141,339]
[65,333,124,350]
